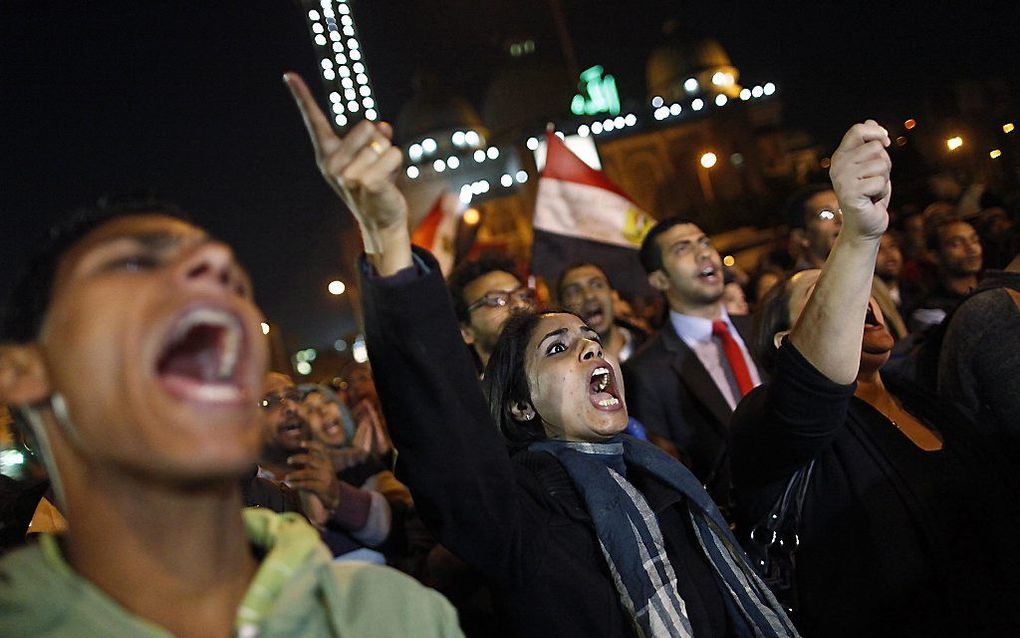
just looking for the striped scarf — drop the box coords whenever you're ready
[531,436,799,638]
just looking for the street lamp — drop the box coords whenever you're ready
[697,152,718,205]
[328,280,346,296]
[946,136,964,151]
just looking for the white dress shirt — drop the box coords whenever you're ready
[669,307,762,410]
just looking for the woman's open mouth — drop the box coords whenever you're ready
[863,304,883,330]
[155,305,250,405]
[588,364,623,411]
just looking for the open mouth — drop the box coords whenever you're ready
[864,304,883,329]
[698,264,719,281]
[278,416,305,436]
[581,304,606,328]
[155,306,248,404]
[588,364,623,411]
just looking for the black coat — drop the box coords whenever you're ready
[361,250,736,638]
[622,314,757,509]
[731,343,1020,637]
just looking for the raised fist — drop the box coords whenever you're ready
[829,120,892,241]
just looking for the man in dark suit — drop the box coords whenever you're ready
[623,217,762,510]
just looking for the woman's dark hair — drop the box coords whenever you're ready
[751,275,794,375]
[481,308,585,448]
[480,310,548,447]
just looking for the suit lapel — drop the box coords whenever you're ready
[661,322,733,433]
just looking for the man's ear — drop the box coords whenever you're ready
[0,344,51,406]
[648,270,670,293]
[460,323,476,346]
[509,401,536,423]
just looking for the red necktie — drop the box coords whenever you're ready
[712,320,755,397]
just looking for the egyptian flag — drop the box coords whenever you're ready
[531,131,655,299]
[411,192,461,276]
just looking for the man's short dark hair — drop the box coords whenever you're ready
[554,262,614,302]
[922,203,966,252]
[447,253,522,324]
[783,184,834,229]
[638,216,693,274]
[1,197,191,344]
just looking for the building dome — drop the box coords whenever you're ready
[482,62,573,142]
[646,25,741,101]
[394,73,487,145]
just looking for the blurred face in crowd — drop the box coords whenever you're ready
[559,265,616,339]
[981,207,1012,239]
[876,233,903,282]
[649,223,724,313]
[344,362,377,407]
[519,313,628,442]
[902,214,926,253]
[303,391,347,447]
[936,221,982,277]
[722,282,750,316]
[785,269,895,374]
[261,373,307,453]
[461,271,536,355]
[802,190,842,263]
[4,214,268,484]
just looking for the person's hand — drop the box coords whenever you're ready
[286,439,341,512]
[284,72,412,273]
[829,120,892,241]
[352,398,392,457]
[332,447,370,472]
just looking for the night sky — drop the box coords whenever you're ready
[2,0,1018,352]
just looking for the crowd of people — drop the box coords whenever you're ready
[0,69,1018,638]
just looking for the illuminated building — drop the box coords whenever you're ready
[296,0,379,128]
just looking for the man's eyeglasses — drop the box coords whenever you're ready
[466,285,537,312]
[816,208,842,222]
[260,389,302,410]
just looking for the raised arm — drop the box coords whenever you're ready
[790,120,891,384]
[732,121,892,493]
[284,73,412,275]
[284,74,538,585]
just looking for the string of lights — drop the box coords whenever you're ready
[301,0,378,128]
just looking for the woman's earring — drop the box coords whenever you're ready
[773,330,791,349]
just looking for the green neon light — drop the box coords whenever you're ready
[571,65,620,116]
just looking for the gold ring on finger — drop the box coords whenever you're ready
[370,139,386,156]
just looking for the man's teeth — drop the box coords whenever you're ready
[591,366,610,392]
[169,307,242,379]
[598,397,620,408]
[191,383,242,403]
[701,266,716,277]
